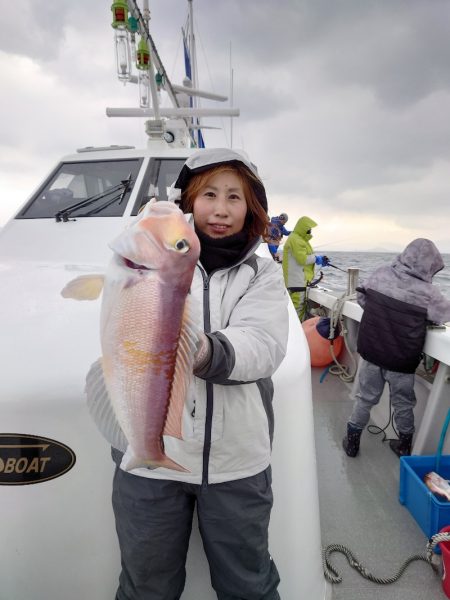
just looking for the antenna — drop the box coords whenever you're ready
[230,41,234,149]
[188,0,199,146]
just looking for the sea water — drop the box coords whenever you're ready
[317,251,450,300]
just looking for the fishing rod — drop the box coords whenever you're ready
[313,236,360,250]
[327,262,347,273]
[308,271,324,288]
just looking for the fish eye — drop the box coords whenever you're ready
[174,238,190,253]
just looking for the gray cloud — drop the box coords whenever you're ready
[193,0,450,110]
[1,0,450,251]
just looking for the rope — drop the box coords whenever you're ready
[322,536,443,585]
[326,292,358,383]
[367,397,399,441]
[426,531,450,561]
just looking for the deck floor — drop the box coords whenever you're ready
[311,366,446,600]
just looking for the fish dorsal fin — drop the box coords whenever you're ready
[61,274,105,301]
[163,297,201,439]
[85,358,128,452]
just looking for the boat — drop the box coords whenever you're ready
[2,2,450,598]
[0,2,326,599]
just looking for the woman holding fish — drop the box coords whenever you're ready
[71,148,289,600]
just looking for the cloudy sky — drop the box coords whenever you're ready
[2,0,450,252]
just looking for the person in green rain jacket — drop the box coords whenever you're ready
[282,216,328,320]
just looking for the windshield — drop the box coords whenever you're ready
[130,157,186,214]
[18,158,143,219]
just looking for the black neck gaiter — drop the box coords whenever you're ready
[195,227,254,274]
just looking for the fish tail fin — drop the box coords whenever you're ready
[121,453,189,473]
[151,456,190,473]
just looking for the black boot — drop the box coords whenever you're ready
[342,424,363,457]
[389,432,413,457]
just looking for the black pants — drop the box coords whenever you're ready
[111,450,280,600]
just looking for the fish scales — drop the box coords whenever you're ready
[104,274,189,467]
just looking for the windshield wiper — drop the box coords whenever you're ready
[54,183,123,222]
[54,174,133,222]
[75,174,133,218]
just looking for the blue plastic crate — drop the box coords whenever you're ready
[399,455,450,541]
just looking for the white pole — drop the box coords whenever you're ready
[143,0,161,120]
[230,41,234,149]
[106,107,240,117]
[188,0,200,146]
[188,1,197,95]
[171,85,227,102]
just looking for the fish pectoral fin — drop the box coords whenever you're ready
[163,297,200,440]
[85,358,128,453]
[61,274,105,300]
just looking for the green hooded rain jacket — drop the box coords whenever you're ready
[282,216,318,289]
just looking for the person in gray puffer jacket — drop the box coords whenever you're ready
[343,238,450,458]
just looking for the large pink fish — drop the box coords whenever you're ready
[62,200,201,472]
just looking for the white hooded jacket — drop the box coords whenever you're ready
[121,149,289,484]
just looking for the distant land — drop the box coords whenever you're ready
[323,245,402,253]
[322,245,450,256]
[366,246,398,253]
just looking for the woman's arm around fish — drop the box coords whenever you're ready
[195,257,288,384]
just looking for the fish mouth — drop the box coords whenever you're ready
[123,258,151,270]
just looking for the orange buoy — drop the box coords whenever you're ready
[302,316,343,367]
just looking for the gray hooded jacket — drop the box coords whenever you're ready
[357,238,450,373]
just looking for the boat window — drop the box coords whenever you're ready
[18,159,143,219]
[131,157,186,214]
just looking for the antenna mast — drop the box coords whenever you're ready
[109,0,239,147]
[230,42,234,149]
[141,0,160,121]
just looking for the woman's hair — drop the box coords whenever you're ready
[181,164,269,239]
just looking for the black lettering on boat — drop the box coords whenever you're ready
[0,434,76,485]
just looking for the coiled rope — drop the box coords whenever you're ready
[322,532,450,585]
[426,531,450,562]
[326,292,358,383]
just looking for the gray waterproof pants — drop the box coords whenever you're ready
[111,450,280,600]
[349,359,416,434]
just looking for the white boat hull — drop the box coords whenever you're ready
[0,237,327,599]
